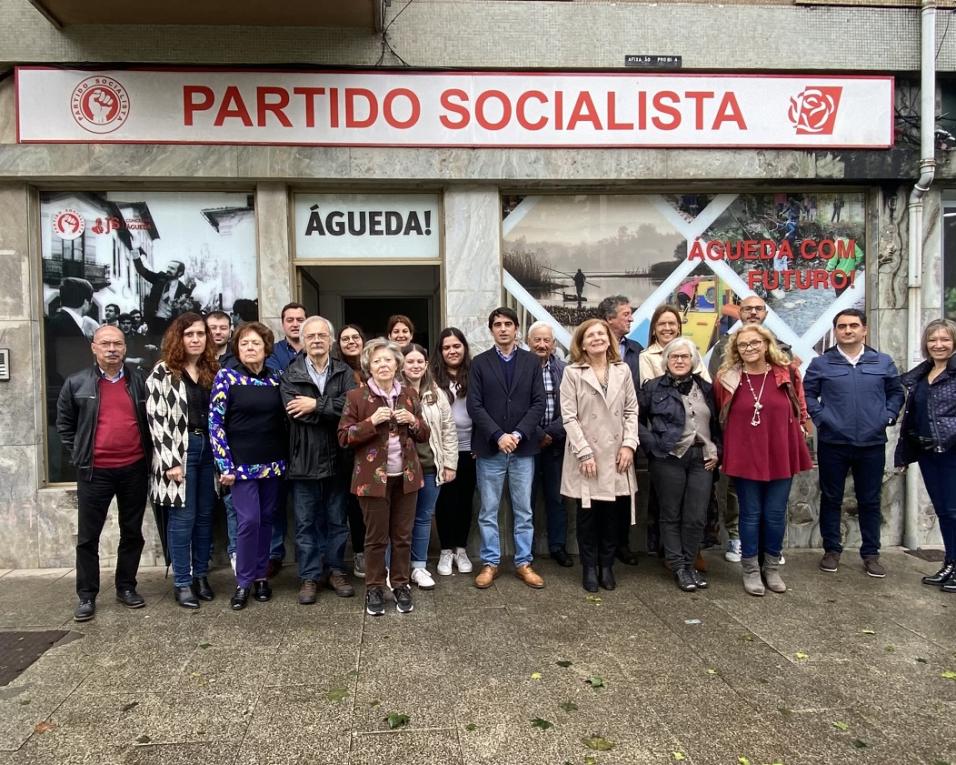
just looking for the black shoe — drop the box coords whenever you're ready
[393,584,414,614]
[582,566,599,593]
[599,565,616,591]
[551,548,574,568]
[192,577,215,601]
[675,568,698,592]
[943,576,956,593]
[365,587,386,616]
[691,568,709,590]
[73,599,95,622]
[922,560,956,586]
[116,589,145,609]
[253,580,272,602]
[230,586,250,610]
[175,586,200,609]
[615,548,640,566]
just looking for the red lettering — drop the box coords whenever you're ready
[685,91,714,130]
[713,92,747,129]
[706,241,724,261]
[567,91,603,130]
[555,90,564,131]
[748,270,764,291]
[329,88,339,128]
[183,85,214,126]
[743,241,760,261]
[475,90,511,131]
[637,91,647,130]
[516,91,548,131]
[652,91,680,130]
[831,269,848,290]
[344,88,378,129]
[606,92,633,130]
[256,87,292,128]
[214,86,252,127]
[688,240,705,261]
[813,269,830,289]
[837,238,856,259]
[817,239,835,260]
[760,240,776,260]
[439,89,470,129]
[293,87,325,128]
[800,239,816,260]
[777,241,793,261]
[383,88,421,129]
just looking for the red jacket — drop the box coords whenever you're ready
[713,363,809,427]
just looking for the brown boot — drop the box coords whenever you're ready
[761,555,787,593]
[327,570,356,598]
[297,579,318,605]
[474,564,499,589]
[742,556,765,597]
[515,564,545,589]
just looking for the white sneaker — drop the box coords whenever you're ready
[229,552,237,574]
[724,539,742,563]
[437,549,454,576]
[779,554,786,565]
[410,567,436,590]
[454,547,473,573]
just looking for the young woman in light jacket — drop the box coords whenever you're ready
[560,319,639,593]
[403,344,459,589]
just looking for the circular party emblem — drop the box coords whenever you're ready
[70,76,131,134]
[53,209,85,240]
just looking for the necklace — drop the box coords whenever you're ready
[743,367,769,427]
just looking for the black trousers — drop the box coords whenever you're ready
[75,458,148,600]
[435,451,477,549]
[578,496,626,567]
[650,447,714,572]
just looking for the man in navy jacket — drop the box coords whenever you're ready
[803,309,904,578]
[468,308,546,589]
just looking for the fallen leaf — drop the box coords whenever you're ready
[585,594,603,605]
[556,660,573,668]
[18,700,31,706]
[706,668,718,675]
[832,721,849,731]
[135,735,151,744]
[777,707,793,717]
[860,629,876,635]
[369,699,380,707]
[530,717,553,730]
[941,671,956,681]
[465,723,477,732]
[740,634,754,642]
[34,721,56,735]
[530,672,543,680]
[559,701,578,713]
[737,756,752,765]
[673,752,687,761]
[586,676,606,689]
[386,712,410,730]
[584,757,597,765]
[851,739,868,749]
[794,652,809,661]
[884,645,896,653]
[931,760,951,765]
[326,688,349,703]
[121,701,139,712]
[198,641,212,649]
[581,734,615,751]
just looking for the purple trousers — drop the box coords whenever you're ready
[231,477,281,588]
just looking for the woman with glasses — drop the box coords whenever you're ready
[714,325,811,596]
[639,338,720,592]
[639,304,710,385]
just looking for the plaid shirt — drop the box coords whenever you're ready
[541,358,556,428]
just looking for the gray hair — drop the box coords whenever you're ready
[596,295,630,322]
[526,320,554,338]
[361,338,405,376]
[661,337,700,370]
[301,315,334,339]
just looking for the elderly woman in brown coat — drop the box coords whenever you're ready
[338,338,430,616]
[560,318,639,592]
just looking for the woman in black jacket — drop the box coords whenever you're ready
[639,337,721,592]
[895,318,956,593]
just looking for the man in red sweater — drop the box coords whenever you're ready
[56,325,152,622]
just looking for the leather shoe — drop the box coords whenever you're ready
[599,565,616,591]
[616,548,640,566]
[192,577,214,601]
[922,560,955,586]
[582,566,599,593]
[515,564,545,589]
[116,588,145,609]
[230,586,250,610]
[253,580,272,602]
[943,577,956,593]
[298,579,318,605]
[675,568,698,592]
[474,564,499,589]
[175,585,200,609]
[551,548,573,567]
[327,570,356,598]
[74,599,95,622]
[691,568,708,590]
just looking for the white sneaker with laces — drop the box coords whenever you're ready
[437,549,454,576]
[411,567,436,590]
[229,552,237,574]
[454,547,473,573]
[724,538,742,563]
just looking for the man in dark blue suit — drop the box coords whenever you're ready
[468,307,546,589]
[598,295,643,564]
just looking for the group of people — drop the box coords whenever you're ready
[55,293,956,623]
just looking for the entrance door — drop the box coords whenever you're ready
[343,296,431,349]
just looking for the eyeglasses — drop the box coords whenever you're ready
[340,334,362,343]
[741,306,766,314]
[737,340,765,351]
[305,333,331,341]
[669,353,692,361]
[95,341,125,349]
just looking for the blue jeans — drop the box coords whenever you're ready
[918,448,956,559]
[534,444,567,552]
[735,477,793,560]
[477,453,535,567]
[224,492,237,556]
[411,472,441,568]
[293,478,349,580]
[167,433,216,588]
[817,442,884,557]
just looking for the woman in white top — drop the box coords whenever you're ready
[639,304,711,386]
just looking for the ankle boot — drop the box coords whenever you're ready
[742,556,765,596]
[599,565,616,591]
[922,559,956,586]
[582,566,599,593]
[762,555,787,593]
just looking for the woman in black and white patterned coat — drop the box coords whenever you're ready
[146,312,220,609]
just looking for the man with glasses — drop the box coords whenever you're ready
[56,325,152,622]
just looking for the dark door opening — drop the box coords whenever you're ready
[343,296,432,350]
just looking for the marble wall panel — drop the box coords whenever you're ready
[0,145,92,177]
[87,144,239,179]
[0,80,14,145]
[0,321,39,446]
[255,182,293,333]
[665,150,817,181]
[237,146,351,180]
[0,445,39,568]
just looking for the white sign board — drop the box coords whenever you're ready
[16,68,894,149]
[294,194,440,261]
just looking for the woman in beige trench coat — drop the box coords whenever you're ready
[560,318,639,593]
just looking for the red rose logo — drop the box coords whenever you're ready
[788,86,843,136]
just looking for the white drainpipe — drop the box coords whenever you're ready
[904,0,937,550]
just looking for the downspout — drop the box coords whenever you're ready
[904,0,937,550]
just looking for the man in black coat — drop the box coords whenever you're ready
[280,316,358,604]
[468,307,546,589]
[131,248,191,336]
